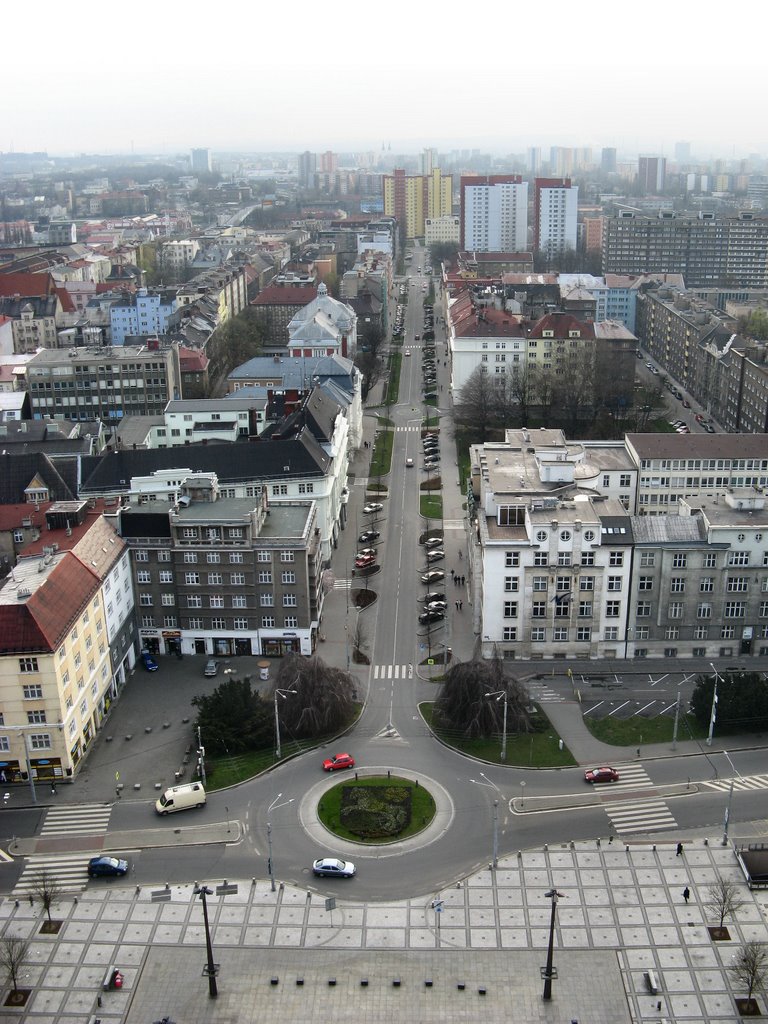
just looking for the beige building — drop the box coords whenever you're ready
[383,168,452,240]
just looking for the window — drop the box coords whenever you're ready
[163,615,177,628]
[760,602,768,618]
[532,601,546,618]
[260,593,274,607]
[694,626,709,640]
[257,551,271,563]
[531,627,546,642]
[602,474,610,488]
[578,601,592,617]
[187,595,202,608]
[704,553,717,568]
[272,484,288,496]
[670,578,686,593]
[637,601,652,617]
[697,603,712,619]
[207,552,221,564]
[233,617,249,630]
[29,734,51,750]
[557,552,571,566]
[210,596,224,609]
[159,570,173,584]
[532,576,548,592]
[672,553,687,569]
[668,602,684,619]
[280,551,294,563]
[161,594,175,606]
[728,552,750,566]
[283,615,298,628]
[609,551,624,567]
[136,570,151,584]
[640,552,656,567]
[19,657,39,674]
[183,552,198,564]
[281,571,296,585]
[635,626,649,640]
[579,577,594,591]
[553,627,569,642]
[258,571,273,584]
[22,683,43,699]
[536,530,548,542]
[230,552,244,564]
[505,552,520,567]
[211,617,227,630]
[283,594,297,607]
[534,552,548,566]
[620,474,631,487]
[232,595,247,608]
[665,628,679,641]
[638,577,653,591]
[583,530,595,542]
[503,602,518,618]
[189,618,204,629]
[0,737,9,752]
[229,527,244,538]
[139,594,153,606]
[605,601,620,617]
[700,577,714,592]
[724,601,746,618]
[503,627,518,641]
[556,576,570,592]
[184,572,200,585]
[576,627,591,642]
[726,577,749,592]
[581,552,595,566]
[182,528,197,539]
[208,573,223,586]
[721,626,735,639]
[158,550,171,562]
[140,615,155,627]
[262,616,275,628]
[607,576,622,591]
[135,550,148,562]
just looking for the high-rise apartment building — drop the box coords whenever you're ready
[459,175,528,252]
[382,168,452,240]
[190,148,212,175]
[601,148,617,174]
[674,141,691,165]
[298,151,317,189]
[534,178,578,256]
[638,155,667,193]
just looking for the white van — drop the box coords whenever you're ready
[155,782,206,815]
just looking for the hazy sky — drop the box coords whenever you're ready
[2,1,763,160]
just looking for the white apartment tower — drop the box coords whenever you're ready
[534,177,578,257]
[460,175,528,252]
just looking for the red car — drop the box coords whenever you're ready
[355,553,376,568]
[323,752,355,772]
[584,766,620,784]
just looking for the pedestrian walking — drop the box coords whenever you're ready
[455,600,459,610]
[459,600,463,610]
[450,569,455,580]
[676,842,684,857]
[683,886,690,903]
[461,575,465,586]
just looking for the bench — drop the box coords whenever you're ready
[644,970,659,995]
[102,965,117,991]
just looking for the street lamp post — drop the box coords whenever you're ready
[722,750,740,847]
[267,821,275,892]
[492,799,499,869]
[707,663,722,747]
[542,888,565,1001]
[193,885,218,998]
[485,689,508,761]
[273,687,297,761]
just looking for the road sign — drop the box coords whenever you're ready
[325,897,336,912]
[428,658,434,665]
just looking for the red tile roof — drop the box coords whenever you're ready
[54,287,77,313]
[179,347,209,372]
[0,272,54,299]
[0,502,51,532]
[529,312,594,339]
[0,553,100,654]
[251,284,317,306]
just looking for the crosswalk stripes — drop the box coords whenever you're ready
[526,683,566,703]
[40,803,112,838]
[332,578,353,590]
[373,665,413,680]
[443,519,464,531]
[593,763,678,835]
[13,853,91,896]
[702,773,768,794]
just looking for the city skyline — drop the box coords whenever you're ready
[2,1,765,161]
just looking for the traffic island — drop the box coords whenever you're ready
[317,775,436,844]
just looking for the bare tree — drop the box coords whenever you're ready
[454,367,501,441]
[0,935,29,995]
[434,656,531,738]
[351,615,369,664]
[30,869,63,924]
[705,876,745,929]
[730,941,768,1002]
[273,654,357,738]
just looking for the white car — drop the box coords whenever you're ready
[312,857,356,878]
[363,503,383,514]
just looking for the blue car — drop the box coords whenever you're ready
[88,856,129,878]
[141,650,158,672]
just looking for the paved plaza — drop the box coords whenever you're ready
[2,835,767,1023]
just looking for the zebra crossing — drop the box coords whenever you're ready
[39,803,112,838]
[332,578,353,590]
[594,764,678,835]
[702,773,768,794]
[13,803,114,896]
[526,682,566,703]
[373,665,414,680]
[13,853,93,896]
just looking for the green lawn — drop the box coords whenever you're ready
[420,494,443,519]
[420,703,576,767]
[586,712,708,747]
[384,352,401,406]
[317,775,436,844]
[369,429,394,476]
[205,737,317,790]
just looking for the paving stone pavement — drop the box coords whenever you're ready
[1,836,767,1023]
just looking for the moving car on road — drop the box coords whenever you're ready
[313,857,356,878]
[204,659,219,677]
[363,503,383,514]
[322,752,355,772]
[584,766,620,783]
[141,650,158,672]
[88,856,129,879]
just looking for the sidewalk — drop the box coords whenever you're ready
[3,834,766,1024]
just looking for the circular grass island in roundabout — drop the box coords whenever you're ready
[317,774,436,844]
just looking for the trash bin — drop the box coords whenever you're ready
[258,661,270,681]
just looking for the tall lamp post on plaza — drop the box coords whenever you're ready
[541,888,565,1001]
[273,687,297,761]
[707,663,723,747]
[485,689,508,762]
[193,884,218,998]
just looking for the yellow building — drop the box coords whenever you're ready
[383,168,453,241]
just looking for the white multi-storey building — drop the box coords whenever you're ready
[534,177,578,256]
[460,175,528,253]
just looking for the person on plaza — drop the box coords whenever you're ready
[683,887,690,903]
[676,842,684,857]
